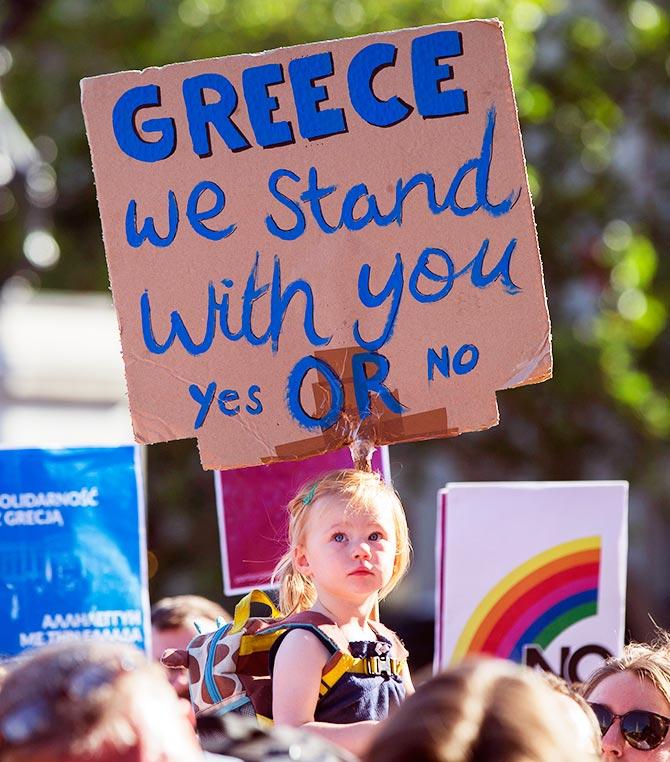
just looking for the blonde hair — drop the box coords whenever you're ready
[581,631,670,705]
[364,658,597,762]
[540,672,601,755]
[272,468,411,615]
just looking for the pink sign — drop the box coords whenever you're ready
[215,447,390,594]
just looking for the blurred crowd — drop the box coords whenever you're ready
[0,593,669,761]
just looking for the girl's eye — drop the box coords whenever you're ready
[333,532,346,543]
[369,532,381,542]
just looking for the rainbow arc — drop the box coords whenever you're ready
[451,536,601,663]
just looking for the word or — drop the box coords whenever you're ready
[189,382,262,429]
[286,350,404,430]
[112,31,468,162]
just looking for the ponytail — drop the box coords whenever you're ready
[272,549,317,615]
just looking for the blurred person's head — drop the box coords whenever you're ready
[0,641,206,762]
[151,595,230,697]
[540,671,601,756]
[364,657,598,762]
[196,712,356,761]
[582,636,670,760]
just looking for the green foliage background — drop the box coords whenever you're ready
[2,0,669,657]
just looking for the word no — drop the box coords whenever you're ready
[524,644,612,684]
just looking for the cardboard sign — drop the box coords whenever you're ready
[215,445,390,594]
[0,446,150,658]
[81,21,551,470]
[435,482,628,682]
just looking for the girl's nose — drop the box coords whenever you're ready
[601,719,624,758]
[352,541,371,559]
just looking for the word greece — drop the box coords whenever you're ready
[112,30,468,161]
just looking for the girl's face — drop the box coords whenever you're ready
[587,671,670,761]
[295,495,397,607]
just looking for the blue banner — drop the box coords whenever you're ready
[0,446,149,658]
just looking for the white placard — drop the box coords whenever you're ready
[435,481,627,682]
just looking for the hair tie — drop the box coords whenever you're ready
[303,482,318,506]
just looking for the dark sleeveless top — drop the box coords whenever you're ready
[314,634,406,722]
[270,614,408,723]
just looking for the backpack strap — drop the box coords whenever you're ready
[268,612,407,699]
[368,620,410,661]
[275,611,350,650]
[230,589,282,634]
[266,614,343,677]
[319,651,406,696]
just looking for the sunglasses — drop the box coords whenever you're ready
[589,702,670,751]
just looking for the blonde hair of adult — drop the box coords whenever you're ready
[272,469,411,615]
[364,658,598,762]
[581,631,670,704]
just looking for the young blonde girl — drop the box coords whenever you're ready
[271,469,413,756]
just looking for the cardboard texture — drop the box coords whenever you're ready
[81,20,552,470]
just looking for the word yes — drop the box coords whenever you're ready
[189,382,262,429]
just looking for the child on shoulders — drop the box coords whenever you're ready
[271,469,414,756]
